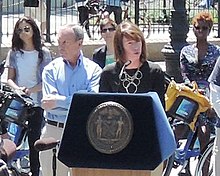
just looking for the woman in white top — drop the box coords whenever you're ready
[209,57,220,176]
[5,16,52,176]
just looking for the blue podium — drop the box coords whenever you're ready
[58,92,176,171]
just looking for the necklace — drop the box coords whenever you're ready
[119,68,143,94]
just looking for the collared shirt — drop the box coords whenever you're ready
[42,51,102,123]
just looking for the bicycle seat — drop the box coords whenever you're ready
[0,139,16,162]
[34,137,60,152]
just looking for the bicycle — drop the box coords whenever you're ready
[82,0,151,40]
[82,1,106,40]
[162,78,216,176]
[0,86,35,176]
[0,59,35,176]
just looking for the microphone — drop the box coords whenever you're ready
[34,137,60,152]
[124,60,132,67]
[119,60,131,80]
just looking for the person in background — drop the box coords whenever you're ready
[40,24,102,176]
[92,18,117,68]
[198,0,215,9]
[180,11,220,175]
[62,0,67,8]
[105,0,122,25]
[24,0,47,38]
[75,0,91,38]
[208,58,220,176]
[180,11,220,93]
[99,21,165,105]
[5,16,52,176]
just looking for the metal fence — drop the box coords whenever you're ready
[0,0,219,44]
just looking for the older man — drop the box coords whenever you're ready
[40,24,102,176]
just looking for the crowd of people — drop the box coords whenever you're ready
[0,7,219,176]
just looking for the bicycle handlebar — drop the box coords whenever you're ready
[0,89,34,108]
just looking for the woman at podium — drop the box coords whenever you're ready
[99,21,165,106]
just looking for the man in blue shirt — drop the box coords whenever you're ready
[39,24,102,176]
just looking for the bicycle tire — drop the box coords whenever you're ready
[194,139,214,176]
[162,153,175,176]
[82,14,101,40]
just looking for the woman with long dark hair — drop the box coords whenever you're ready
[5,16,52,176]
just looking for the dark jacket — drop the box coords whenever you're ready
[99,61,165,106]
[92,45,107,68]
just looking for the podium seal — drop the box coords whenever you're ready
[87,101,133,154]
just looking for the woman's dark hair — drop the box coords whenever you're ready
[11,16,43,63]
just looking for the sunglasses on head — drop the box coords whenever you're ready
[194,26,209,31]
[101,28,115,33]
[17,26,31,34]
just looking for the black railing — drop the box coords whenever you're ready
[0,0,219,44]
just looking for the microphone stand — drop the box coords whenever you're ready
[34,137,59,176]
[52,147,57,176]
[52,142,60,176]
[119,60,131,80]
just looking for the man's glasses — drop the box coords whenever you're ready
[101,28,115,33]
[17,26,31,34]
[194,26,209,31]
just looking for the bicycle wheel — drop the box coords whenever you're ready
[195,139,214,176]
[82,14,101,40]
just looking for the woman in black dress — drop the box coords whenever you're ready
[99,21,165,106]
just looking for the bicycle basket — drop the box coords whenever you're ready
[167,95,199,124]
[86,1,99,14]
[165,80,211,126]
[0,94,30,126]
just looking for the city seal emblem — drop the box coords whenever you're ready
[87,101,133,154]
